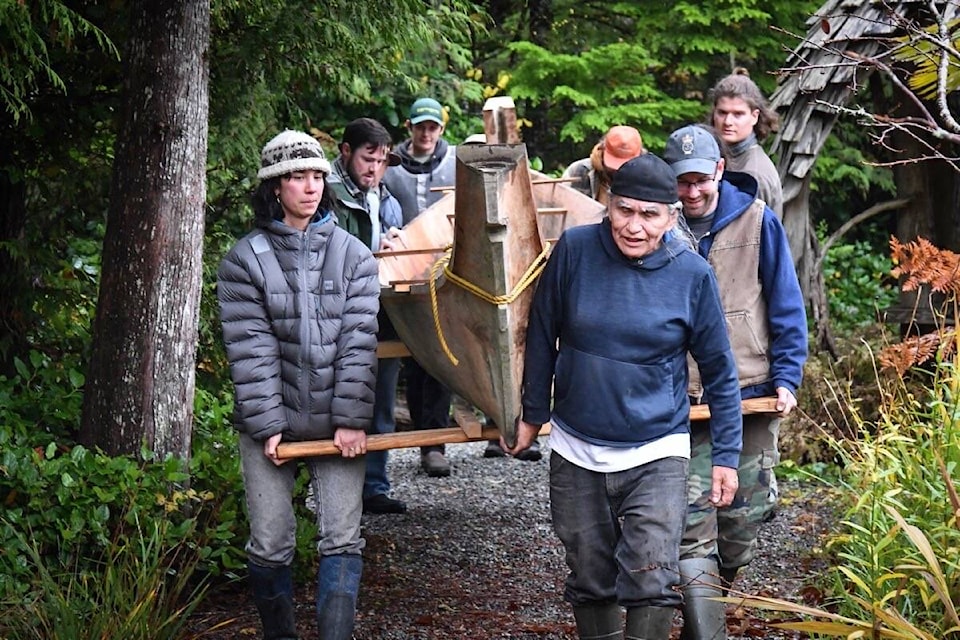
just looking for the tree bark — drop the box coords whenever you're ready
[782,177,812,294]
[80,0,209,459]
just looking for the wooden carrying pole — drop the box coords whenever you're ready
[276,397,779,459]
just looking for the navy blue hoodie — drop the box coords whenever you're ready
[521,220,743,468]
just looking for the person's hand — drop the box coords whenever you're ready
[501,419,540,457]
[379,227,403,251]
[775,386,798,417]
[710,465,739,507]
[334,427,367,458]
[263,432,290,466]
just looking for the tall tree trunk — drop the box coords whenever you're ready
[782,177,812,290]
[80,0,209,459]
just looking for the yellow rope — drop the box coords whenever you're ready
[429,251,459,365]
[429,243,552,366]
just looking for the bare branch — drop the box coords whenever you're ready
[846,50,940,123]
[814,198,911,275]
[775,2,960,169]
[931,0,960,133]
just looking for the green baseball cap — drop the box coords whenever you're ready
[409,98,444,125]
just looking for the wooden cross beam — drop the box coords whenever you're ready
[275,397,779,459]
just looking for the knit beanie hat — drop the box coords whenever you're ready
[609,153,678,204]
[257,130,331,180]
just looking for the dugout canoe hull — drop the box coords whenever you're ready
[377,143,604,445]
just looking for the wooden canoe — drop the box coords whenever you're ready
[274,97,783,460]
[376,143,605,446]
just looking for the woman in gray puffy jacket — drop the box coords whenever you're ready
[217,130,379,640]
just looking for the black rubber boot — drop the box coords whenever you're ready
[573,602,623,639]
[624,606,674,640]
[248,562,299,640]
[515,438,543,461]
[679,558,726,640]
[719,566,739,596]
[316,553,363,640]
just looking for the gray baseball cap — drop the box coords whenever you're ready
[663,125,720,176]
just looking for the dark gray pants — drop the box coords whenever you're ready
[550,452,688,608]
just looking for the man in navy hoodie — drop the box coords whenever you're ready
[505,153,743,640]
[664,124,807,640]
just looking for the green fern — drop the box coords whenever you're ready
[891,17,960,100]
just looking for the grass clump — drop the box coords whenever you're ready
[0,514,211,640]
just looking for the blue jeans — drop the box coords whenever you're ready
[239,432,365,566]
[550,452,688,608]
[363,357,401,499]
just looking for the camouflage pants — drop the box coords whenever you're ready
[680,413,781,570]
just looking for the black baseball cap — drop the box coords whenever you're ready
[609,153,678,203]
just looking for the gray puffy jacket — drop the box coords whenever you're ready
[217,216,379,441]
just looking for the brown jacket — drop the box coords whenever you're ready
[688,199,770,401]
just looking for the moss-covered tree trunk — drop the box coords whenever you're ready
[80,0,209,459]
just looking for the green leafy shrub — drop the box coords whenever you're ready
[189,386,248,575]
[820,232,899,333]
[0,351,329,603]
[829,352,960,636]
[0,350,85,445]
[0,442,206,598]
[733,344,960,638]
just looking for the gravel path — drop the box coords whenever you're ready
[186,436,835,639]
[353,438,833,640]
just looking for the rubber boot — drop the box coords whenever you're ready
[679,558,726,640]
[719,566,738,596]
[573,602,623,640]
[624,606,674,640]
[248,562,299,640]
[316,553,363,640]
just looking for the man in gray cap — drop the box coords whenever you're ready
[505,153,742,640]
[664,124,807,640]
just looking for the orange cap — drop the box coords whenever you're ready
[602,126,644,170]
